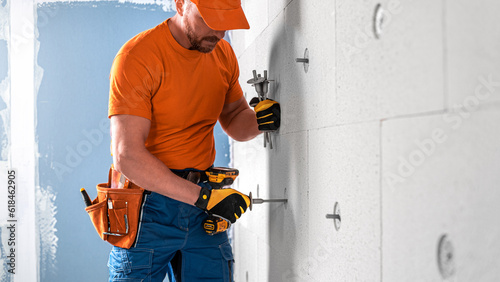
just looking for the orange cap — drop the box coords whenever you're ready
[191,0,250,30]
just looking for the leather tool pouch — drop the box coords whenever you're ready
[85,167,144,249]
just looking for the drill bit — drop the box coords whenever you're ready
[252,198,288,204]
[248,192,287,211]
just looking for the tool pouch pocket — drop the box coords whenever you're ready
[85,183,144,249]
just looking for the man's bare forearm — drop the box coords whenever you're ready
[113,146,201,205]
[223,107,261,141]
[110,114,201,205]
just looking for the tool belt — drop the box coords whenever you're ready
[85,166,208,249]
[85,166,144,249]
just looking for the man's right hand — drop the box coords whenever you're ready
[195,183,250,223]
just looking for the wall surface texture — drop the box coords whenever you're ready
[231,0,500,281]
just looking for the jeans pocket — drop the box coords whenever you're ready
[108,247,153,281]
[219,241,234,282]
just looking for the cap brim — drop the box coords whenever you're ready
[197,6,250,30]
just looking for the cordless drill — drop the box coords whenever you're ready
[202,167,239,235]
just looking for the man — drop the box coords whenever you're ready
[107,0,280,281]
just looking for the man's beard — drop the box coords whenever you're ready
[185,21,220,53]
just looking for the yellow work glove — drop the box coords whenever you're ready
[195,183,251,223]
[250,98,281,131]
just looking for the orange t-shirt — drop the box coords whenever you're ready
[108,19,243,170]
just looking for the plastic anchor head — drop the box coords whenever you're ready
[249,191,253,211]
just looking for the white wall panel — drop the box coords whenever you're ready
[237,0,337,134]
[232,0,269,58]
[232,136,271,281]
[269,0,292,25]
[283,0,336,133]
[382,108,500,281]
[236,11,287,152]
[234,131,309,282]
[308,122,381,281]
[446,0,500,108]
[267,131,308,282]
[236,11,285,106]
[336,0,444,124]
[233,225,259,282]
[233,0,500,281]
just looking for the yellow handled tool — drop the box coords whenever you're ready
[202,167,239,235]
[202,167,288,235]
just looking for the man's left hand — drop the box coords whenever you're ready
[250,98,281,131]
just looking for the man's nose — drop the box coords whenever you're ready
[215,30,226,39]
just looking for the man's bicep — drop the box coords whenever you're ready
[110,114,151,155]
[109,54,154,120]
[219,97,250,129]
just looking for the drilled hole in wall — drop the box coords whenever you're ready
[437,234,455,279]
[284,187,288,209]
[373,3,385,39]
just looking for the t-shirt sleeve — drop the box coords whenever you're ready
[224,44,244,104]
[108,53,155,120]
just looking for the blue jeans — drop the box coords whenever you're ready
[108,191,234,282]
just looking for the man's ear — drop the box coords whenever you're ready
[175,0,186,16]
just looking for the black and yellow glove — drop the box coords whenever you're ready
[195,184,251,223]
[250,98,281,131]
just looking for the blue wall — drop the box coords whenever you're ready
[36,3,171,281]
[36,2,230,281]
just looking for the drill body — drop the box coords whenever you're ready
[202,167,239,235]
